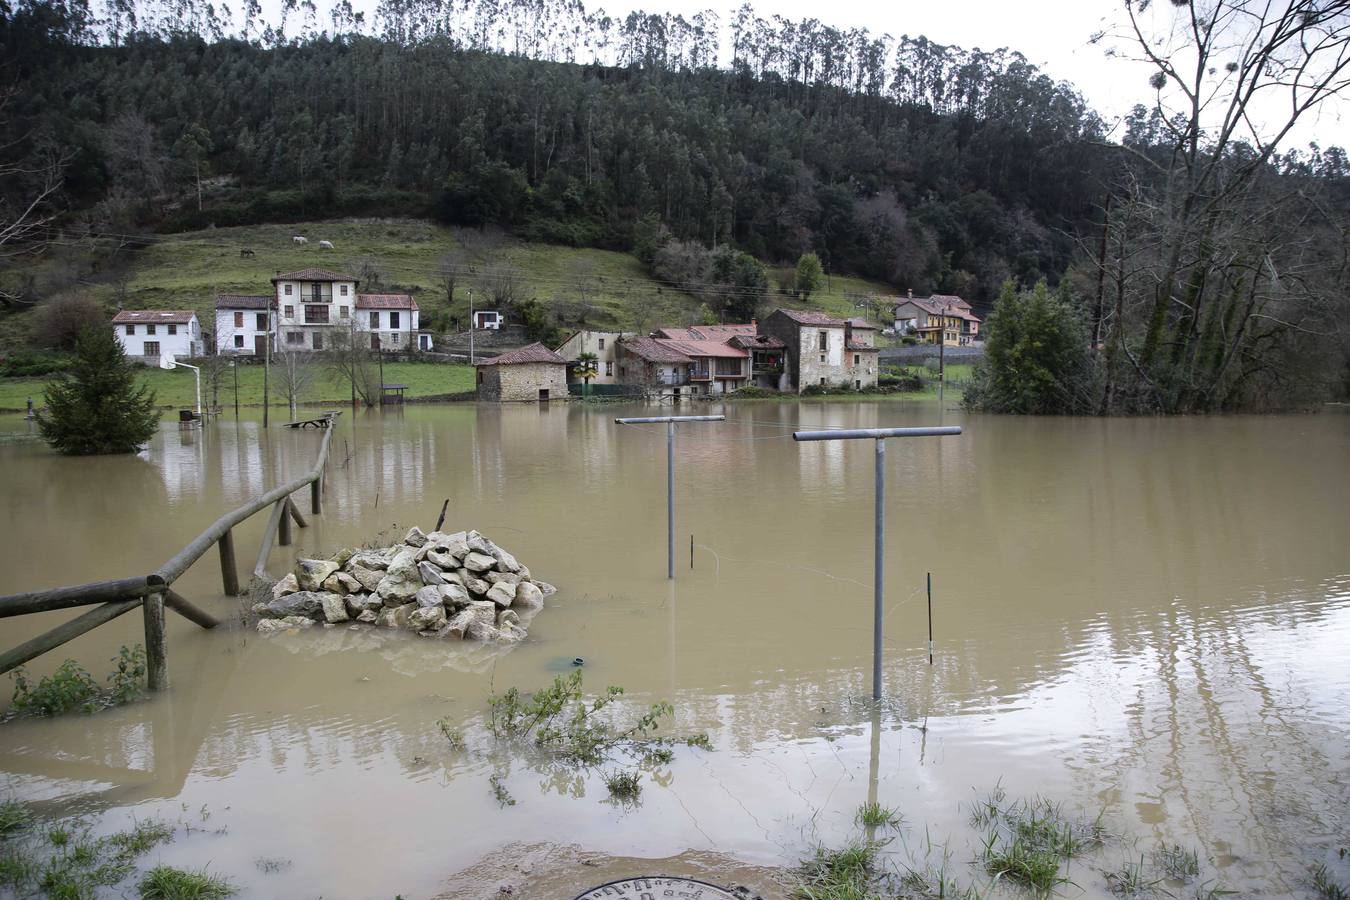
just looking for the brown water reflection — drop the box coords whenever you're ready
[0,403,1347,898]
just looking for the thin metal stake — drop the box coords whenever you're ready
[873,439,885,700]
[690,534,694,570]
[927,572,933,665]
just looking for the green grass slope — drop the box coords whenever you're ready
[2,219,901,353]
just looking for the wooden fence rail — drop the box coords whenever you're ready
[0,416,337,691]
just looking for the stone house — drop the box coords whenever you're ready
[475,343,569,402]
[761,309,879,392]
[615,336,694,397]
[555,330,633,385]
[112,310,203,363]
[357,293,421,351]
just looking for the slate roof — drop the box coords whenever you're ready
[846,317,878,330]
[846,341,880,352]
[729,334,786,350]
[215,295,271,309]
[619,337,694,364]
[774,308,847,327]
[476,342,567,366]
[356,293,418,310]
[270,268,356,283]
[112,310,198,324]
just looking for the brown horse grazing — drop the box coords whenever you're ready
[240,248,255,258]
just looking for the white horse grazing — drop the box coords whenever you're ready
[293,236,308,244]
[318,240,334,250]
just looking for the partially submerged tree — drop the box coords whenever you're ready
[36,326,159,454]
[573,351,598,396]
[325,328,381,406]
[32,295,105,350]
[274,349,318,415]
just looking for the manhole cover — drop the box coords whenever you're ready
[572,876,741,899]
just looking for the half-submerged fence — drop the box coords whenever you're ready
[0,418,337,691]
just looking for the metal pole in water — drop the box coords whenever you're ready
[690,534,694,570]
[614,415,725,580]
[927,572,933,665]
[667,420,675,580]
[873,438,885,701]
[792,425,961,701]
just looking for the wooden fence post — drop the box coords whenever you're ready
[143,590,168,691]
[217,529,239,597]
[310,477,322,515]
[278,498,292,547]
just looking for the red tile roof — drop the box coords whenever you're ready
[356,293,418,310]
[215,295,271,309]
[270,268,355,283]
[846,317,878,330]
[654,324,757,341]
[894,296,981,322]
[112,310,198,324]
[619,337,694,364]
[774,308,846,326]
[476,342,566,366]
[659,338,748,359]
[846,341,880,352]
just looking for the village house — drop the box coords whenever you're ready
[892,292,981,346]
[728,333,788,389]
[555,330,632,385]
[615,336,695,397]
[215,295,272,355]
[357,293,422,351]
[761,309,879,392]
[271,267,356,352]
[475,342,569,402]
[472,310,503,330]
[112,310,203,363]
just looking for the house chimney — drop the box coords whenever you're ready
[751,317,757,329]
[907,289,913,299]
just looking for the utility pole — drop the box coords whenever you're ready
[348,317,357,409]
[232,359,239,420]
[792,425,962,701]
[263,304,271,428]
[614,415,725,579]
[468,289,474,365]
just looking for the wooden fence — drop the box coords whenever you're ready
[0,419,337,691]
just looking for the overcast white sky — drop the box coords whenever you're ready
[264,0,1350,149]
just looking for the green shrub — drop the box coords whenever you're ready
[0,351,70,378]
[9,645,148,717]
[138,865,236,899]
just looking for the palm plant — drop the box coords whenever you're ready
[574,351,599,397]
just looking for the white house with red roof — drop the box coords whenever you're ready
[214,294,272,355]
[112,310,203,363]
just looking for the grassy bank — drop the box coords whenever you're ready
[1,219,900,353]
[0,361,474,412]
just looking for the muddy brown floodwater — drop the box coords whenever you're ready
[0,401,1347,899]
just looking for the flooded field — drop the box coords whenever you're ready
[0,401,1347,898]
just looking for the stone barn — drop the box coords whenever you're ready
[475,342,569,402]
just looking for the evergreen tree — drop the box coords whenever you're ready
[964,279,1094,415]
[795,252,824,300]
[36,326,160,455]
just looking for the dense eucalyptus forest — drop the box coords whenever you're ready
[1,0,1348,411]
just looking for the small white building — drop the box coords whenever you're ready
[112,310,202,363]
[214,295,272,355]
[472,310,503,330]
[358,293,421,350]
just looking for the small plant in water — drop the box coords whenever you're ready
[1153,843,1201,882]
[138,864,236,899]
[855,801,902,830]
[254,857,292,874]
[792,840,883,899]
[437,719,466,750]
[0,800,31,836]
[489,774,516,808]
[1105,854,1156,896]
[9,645,148,717]
[604,770,642,801]
[1314,864,1350,900]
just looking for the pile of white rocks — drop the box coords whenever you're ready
[254,527,554,643]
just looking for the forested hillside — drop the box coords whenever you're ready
[2,0,1348,411]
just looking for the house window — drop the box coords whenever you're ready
[233,312,243,328]
[598,337,605,350]
[389,332,401,346]
[144,341,160,357]
[605,361,613,376]
[304,305,329,324]
[819,354,826,363]
[287,331,303,344]
[310,284,323,303]
[390,311,400,329]
[257,313,267,331]
[312,332,324,350]
[819,377,825,385]
[340,284,348,296]
[146,323,156,335]
[854,354,860,365]
[477,370,484,384]
[284,306,294,319]
[168,324,177,335]
[284,284,293,296]
[369,311,379,329]
[339,306,349,319]
[125,324,135,335]
[234,334,244,348]
[818,331,827,350]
